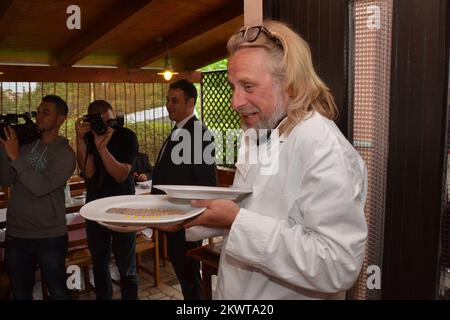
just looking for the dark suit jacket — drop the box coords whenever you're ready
[132,152,152,180]
[151,116,217,193]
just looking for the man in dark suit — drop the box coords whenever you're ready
[132,152,152,182]
[151,79,217,300]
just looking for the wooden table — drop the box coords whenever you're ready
[186,241,222,300]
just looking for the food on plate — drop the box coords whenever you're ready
[106,207,184,219]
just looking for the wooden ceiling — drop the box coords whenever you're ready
[0,0,243,75]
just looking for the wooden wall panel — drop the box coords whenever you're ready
[263,0,350,137]
[382,0,449,299]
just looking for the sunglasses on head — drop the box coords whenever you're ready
[237,25,283,49]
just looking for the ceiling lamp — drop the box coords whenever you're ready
[157,53,178,81]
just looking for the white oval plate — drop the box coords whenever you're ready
[80,195,205,227]
[97,221,147,233]
[153,185,252,200]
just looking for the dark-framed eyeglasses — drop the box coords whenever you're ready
[238,26,283,49]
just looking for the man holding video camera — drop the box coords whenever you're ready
[0,95,76,300]
[75,99,139,300]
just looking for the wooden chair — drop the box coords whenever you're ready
[69,180,85,197]
[0,238,10,300]
[186,240,222,300]
[135,229,160,287]
[41,214,93,299]
[0,187,9,209]
[65,215,93,295]
[217,167,235,187]
[109,229,161,288]
[159,232,168,267]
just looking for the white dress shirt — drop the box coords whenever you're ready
[176,113,195,129]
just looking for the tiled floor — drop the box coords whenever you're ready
[77,253,184,300]
[2,238,221,300]
[26,250,184,300]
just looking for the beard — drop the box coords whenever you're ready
[240,90,287,132]
[254,101,286,131]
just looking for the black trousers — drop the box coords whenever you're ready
[85,220,138,300]
[166,229,203,300]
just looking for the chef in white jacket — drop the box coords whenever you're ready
[184,20,368,300]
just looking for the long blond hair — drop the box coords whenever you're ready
[227,20,338,135]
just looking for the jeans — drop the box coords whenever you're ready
[85,220,138,300]
[5,234,69,300]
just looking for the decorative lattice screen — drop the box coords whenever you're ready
[440,51,450,298]
[347,0,393,300]
[201,71,240,167]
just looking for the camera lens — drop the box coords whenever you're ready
[91,119,107,135]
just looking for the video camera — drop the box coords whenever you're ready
[83,113,124,154]
[0,112,40,145]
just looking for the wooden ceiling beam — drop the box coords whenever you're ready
[180,43,229,71]
[0,0,33,44]
[51,0,154,67]
[0,0,15,18]
[124,1,243,69]
[0,65,201,83]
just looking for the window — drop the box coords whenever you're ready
[0,82,171,174]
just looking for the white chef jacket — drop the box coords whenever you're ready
[186,111,368,300]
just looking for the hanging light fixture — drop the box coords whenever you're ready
[157,52,178,81]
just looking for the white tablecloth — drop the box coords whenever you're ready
[135,180,152,195]
[0,207,6,225]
